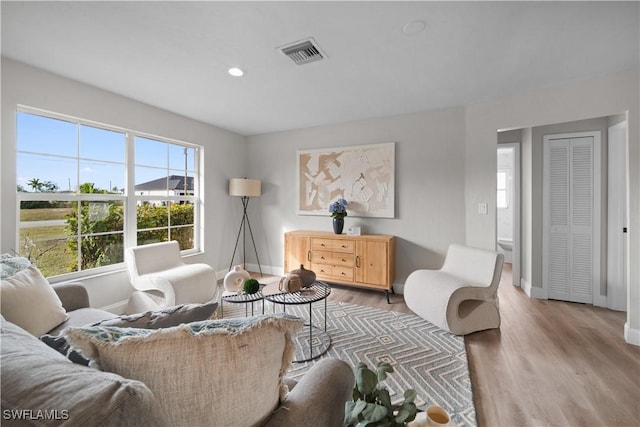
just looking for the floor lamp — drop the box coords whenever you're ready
[228,178,263,276]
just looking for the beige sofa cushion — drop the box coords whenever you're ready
[1,316,166,427]
[1,265,68,336]
[65,313,303,427]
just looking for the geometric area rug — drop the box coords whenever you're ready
[221,299,477,427]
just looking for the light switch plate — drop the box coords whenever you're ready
[478,203,488,215]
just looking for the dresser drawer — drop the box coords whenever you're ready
[332,253,354,267]
[311,238,334,251]
[311,250,333,265]
[312,263,332,277]
[311,237,355,253]
[332,265,354,281]
[333,240,354,253]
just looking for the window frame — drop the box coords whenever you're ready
[497,169,509,209]
[16,106,202,280]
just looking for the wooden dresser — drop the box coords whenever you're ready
[284,230,395,302]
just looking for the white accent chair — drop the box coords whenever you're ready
[125,241,219,313]
[404,244,504,335]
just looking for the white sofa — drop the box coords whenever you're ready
[404,244,504,335]
[126,241,219,313]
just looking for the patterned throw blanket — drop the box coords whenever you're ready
[0,254,32,279]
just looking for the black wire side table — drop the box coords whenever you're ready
[263,281,331,363]
[220,288,265,318]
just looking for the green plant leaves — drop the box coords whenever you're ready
[403,389,417,403]
[378,388,392,411]
[344,400,367,424]
[346,362,419,427]
[376,361,394,382]
[361,403,388,423]
[394,402,417,424]
[355,363,378,395]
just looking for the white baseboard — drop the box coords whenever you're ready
[521,278,532,297]
[245,263,284,277]
[624,322,640,346]
[521,278,547,299]
[221,264,284,279]
[593,294,607,308]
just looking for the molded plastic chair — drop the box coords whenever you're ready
[125,241,219,313]
[404,244,504,335]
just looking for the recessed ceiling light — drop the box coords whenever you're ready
[403,20,426,36]
[228,67,244,77]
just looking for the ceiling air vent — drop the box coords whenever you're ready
[279,38,326,65]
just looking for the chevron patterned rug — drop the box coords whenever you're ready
[220,299,476,427]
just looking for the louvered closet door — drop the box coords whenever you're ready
[544,136,595,304]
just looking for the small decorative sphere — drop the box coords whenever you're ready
[243,278,260,294]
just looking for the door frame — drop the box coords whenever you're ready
[607,120,628,311]
[497,142,521,286]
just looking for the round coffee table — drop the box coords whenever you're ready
[263,281,331,363]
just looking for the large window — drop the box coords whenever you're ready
[16,109,200,278]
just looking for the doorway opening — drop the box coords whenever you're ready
[496,142,521,286]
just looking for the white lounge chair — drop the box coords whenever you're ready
[125,241,219,313]
[404,244,504,335]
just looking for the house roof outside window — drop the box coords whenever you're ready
[135,175,193,193]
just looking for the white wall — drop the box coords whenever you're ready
[245,107,467,287]
[465,68,640,344]
[1,59,246,311]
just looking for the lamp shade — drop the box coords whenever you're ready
[229,178,261,197]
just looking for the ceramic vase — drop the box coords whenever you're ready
[333,217,344,234]
[290,264,316,287]
[223,265,250,292]
[278,273,303,293]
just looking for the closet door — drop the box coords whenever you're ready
[543,133,598,304]
[569,138,595,303]
[545,139,571,301]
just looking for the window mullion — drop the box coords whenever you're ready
[125,132,137,249]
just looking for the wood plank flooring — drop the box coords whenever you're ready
[260,265,639,426]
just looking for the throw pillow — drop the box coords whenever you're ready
[65,313,303,427]
[41,302,218,366]
[1,265,68,336]
[93,301,218,328]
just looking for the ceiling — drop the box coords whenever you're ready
[2,1,638,136]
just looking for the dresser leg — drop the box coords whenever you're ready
[386,290,391,304]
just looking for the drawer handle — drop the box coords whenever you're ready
[341,272,346,276]
[341,245,347,248]
[307,251,311,261]
[341,258,346,262]
[356,256,361,268]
